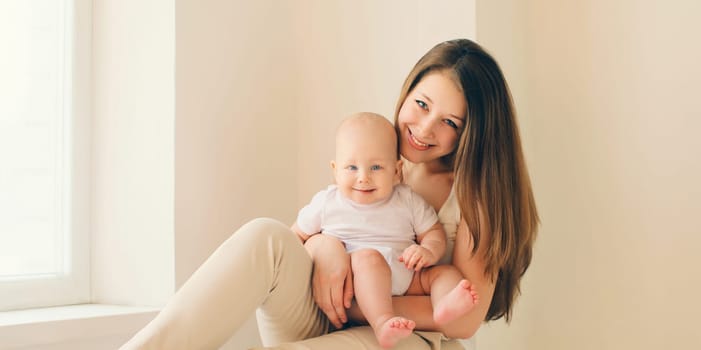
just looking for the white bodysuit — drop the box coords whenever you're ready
[296,184,439,295]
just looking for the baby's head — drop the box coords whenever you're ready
[331,112,402,205]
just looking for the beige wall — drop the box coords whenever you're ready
[174,0,476,347]
[174,0,299,287]
[290,1,476,204]
[476,1,701,349]
[88,1,701,349]
[173,0,477,285]
[39,1,480,349]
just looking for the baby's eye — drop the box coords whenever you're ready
[444,119,459,129]
[346,165,358,171]
[415,99,428,110]
[370,165,382,171]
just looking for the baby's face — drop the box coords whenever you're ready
[332,120,401,205]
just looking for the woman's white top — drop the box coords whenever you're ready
[436,185,460,265]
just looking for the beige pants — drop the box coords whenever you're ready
[121,218,464,350]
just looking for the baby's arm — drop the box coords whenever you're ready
[400,222,447,271]
[294,188,328,243]
[291,223,314,243]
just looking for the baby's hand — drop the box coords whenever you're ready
[399,244,437,271]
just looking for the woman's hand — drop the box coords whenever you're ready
[304,234,354,329]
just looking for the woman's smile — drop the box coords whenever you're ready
[407,129,431,150]
[396,71,466,164]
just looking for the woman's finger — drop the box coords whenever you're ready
[343,268,354,309]
[305,234,350,329]
[313,274,341,328]
[330,277,347,325]
[324,287,343,329]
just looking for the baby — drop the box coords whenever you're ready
[292,112,478,348]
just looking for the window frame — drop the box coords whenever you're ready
[0,0,91,311]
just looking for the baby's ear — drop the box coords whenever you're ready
[394,159,403,184]
[330,161,337,183]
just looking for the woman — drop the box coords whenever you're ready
[121,39,538,350]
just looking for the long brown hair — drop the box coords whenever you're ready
[394,39,539,322]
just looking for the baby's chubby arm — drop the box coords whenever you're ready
[399,222,447,271]
[291,222,314,242]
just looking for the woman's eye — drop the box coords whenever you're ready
[444,119,459,129]
[370,165,382,171]
[415,99,428,110]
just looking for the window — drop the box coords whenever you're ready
[0,0,90,311]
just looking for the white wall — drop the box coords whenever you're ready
[476,0,701,349]
[91,0,175,307]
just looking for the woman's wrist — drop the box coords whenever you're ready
[304,234,345,261]
[302,234,322,258]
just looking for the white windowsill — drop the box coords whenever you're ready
[0,304,158,349]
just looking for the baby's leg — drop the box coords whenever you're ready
[351,249,415,349]
[419,265,479,326]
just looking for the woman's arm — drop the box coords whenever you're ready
[303,234,354,329]
[438,217,495,338]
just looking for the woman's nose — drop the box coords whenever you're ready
[415,116,438,138]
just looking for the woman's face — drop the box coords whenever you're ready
[397,70,467,166]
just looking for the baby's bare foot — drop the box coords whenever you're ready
[375,316,416,349]
[433,279,479,325]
